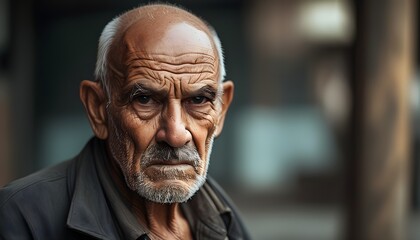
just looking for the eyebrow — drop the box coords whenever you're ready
[123,82,219,102]
[126,83,168,102]
[189,85,218,101]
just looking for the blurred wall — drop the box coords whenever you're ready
[1,0,418,239]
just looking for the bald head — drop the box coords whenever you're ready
[95,4,226,97]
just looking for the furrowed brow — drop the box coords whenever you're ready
[189,85,218,101]
[125,83,167,102]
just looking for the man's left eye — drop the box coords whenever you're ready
[189,96,209,104]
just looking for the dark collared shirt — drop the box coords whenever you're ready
[0,138,250,240]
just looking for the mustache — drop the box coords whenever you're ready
[141,143,201,167]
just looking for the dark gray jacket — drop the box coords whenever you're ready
[0,138,250,240]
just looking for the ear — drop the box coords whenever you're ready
[80,80,109,139]
[214,81,234,137]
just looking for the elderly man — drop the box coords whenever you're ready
[0,4,250,240]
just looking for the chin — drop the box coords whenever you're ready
[139,175,207,203]
[126,171,207,203]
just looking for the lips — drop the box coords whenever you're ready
[143,160,195,168]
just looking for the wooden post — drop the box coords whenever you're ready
[347,0,416,239]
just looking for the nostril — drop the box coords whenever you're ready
[155,125,192,148]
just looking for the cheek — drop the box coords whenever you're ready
[107,116,133,173]
[109,109,159,170]
[188,112,218,162]
[127,113,160,155]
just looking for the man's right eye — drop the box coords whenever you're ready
[136,95,151,104]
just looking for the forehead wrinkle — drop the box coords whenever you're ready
[125,61,217,88]
[186,73,218,85]
[128,52,216,63]
[174,78,182,98]
[158,76,167,88]
[125,52,216,75]
[126,68,216,89]
[188,71,204,85]
[128,60,215,73]
[109,63,125,78]
[128,65,215,76]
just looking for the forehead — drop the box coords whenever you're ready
[114,19,219,88]
[106,7,221,94]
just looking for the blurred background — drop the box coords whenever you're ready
[0,0,418,239]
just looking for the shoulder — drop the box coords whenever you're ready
[0,160,74,239]
[0,159,73,207]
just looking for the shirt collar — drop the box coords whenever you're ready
[181,180,232,240]
[66,138,121,240]
[94,139,148,240]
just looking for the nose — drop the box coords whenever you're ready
[155,100,192,148]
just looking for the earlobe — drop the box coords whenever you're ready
[215,81,234,137]
[80,80,109,139]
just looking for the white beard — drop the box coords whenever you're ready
[118,136,215,204]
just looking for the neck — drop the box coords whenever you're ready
[140,201,190,239]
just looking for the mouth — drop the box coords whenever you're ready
[144,160,195,168]
[144,161,198,181]
[147,164,194,174]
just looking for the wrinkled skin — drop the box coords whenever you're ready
[80,4,234,240]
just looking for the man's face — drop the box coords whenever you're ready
[105,21,222,203]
